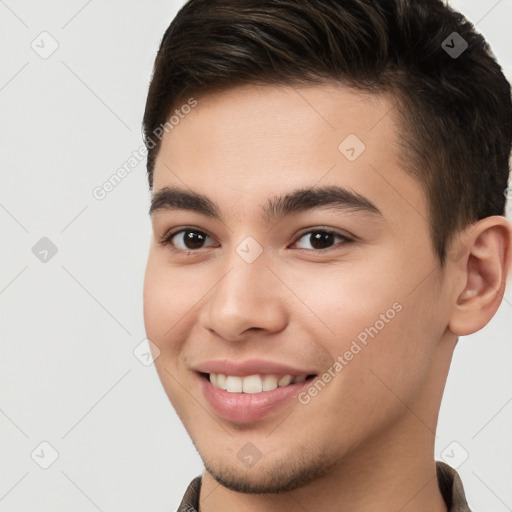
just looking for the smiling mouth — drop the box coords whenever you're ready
[200,372,317,394]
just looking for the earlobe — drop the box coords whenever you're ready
[448,216,512,337]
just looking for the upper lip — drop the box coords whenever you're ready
[194,358,317,378]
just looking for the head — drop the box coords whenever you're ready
[142,0,512,495]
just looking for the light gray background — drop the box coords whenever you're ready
[1,1,511,510]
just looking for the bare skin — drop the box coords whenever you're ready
[143,83,512,512]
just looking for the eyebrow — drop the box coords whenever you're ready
[149,185,383,222]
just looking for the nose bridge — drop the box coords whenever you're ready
[216,242,272,311]
[199,241,288,339]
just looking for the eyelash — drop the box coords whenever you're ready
[158,226,354,254]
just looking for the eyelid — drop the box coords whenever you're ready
[290,227,355,251]
[292,226,354,242]
[159,226,355,253]
[159,226,217,250]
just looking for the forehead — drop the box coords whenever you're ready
[156,83,395,168]
[152,83,427,226]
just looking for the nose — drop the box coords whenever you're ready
[197,253,288,342]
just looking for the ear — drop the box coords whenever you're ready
[448,216,512,337]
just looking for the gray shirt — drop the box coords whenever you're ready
[176,461,472,511]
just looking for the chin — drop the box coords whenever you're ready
[201,448,337,494]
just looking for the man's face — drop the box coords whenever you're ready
[143,84,454,492]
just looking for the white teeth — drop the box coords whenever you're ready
[216,373,227,390]
[262,375,278,391]
[209,373,308,393]
[278,375,292,387]
[242,375,263,394]
[225,375,243,393]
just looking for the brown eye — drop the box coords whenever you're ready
[160,228,216,252]
[293,229,353,251]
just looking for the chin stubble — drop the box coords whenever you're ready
[201,445,339,494]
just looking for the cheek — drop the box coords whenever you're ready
[287,261,404,346]
[142,254,200,345]
[143,258,199,419]
[143,257,171,342]
[289,260,439,401]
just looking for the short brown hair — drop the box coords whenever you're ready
[143,0,512,264]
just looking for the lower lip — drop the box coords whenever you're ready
[199,374,314,423]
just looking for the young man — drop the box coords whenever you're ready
[142,0,512,510]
